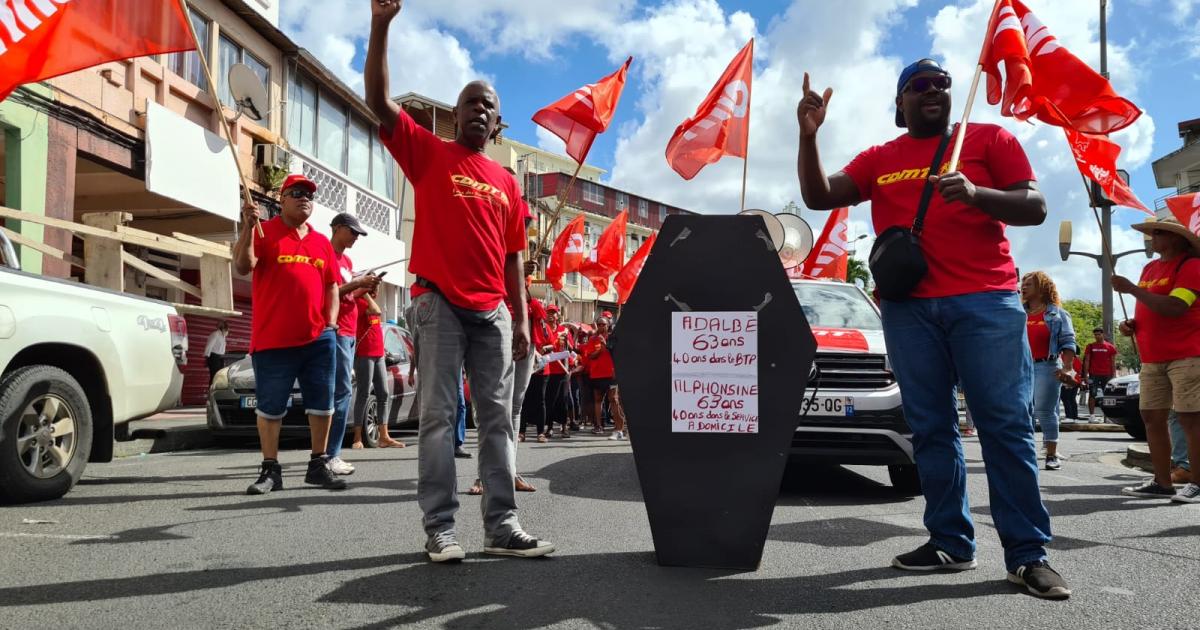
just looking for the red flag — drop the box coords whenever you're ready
[546,215,586,291]
[979,0,1140,134]
[799,208,850,280]
[580,211,628,295]
[614,233,656,305]
[0,0,195,102]
[1166,193,1200,235]
[1063,127,1150,214]
[532,57,631,165]
[665,39,753,180]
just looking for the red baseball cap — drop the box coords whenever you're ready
[280,174,317,194]
[546,304,560,313]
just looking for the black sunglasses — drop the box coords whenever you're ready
[904,75,952,94]
[284,188,314,200]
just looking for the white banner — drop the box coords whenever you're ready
[670,312,759,433]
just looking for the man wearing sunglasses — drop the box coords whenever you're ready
[234,174,348,495]
[796,59,1068,599]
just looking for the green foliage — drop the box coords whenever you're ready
[847,257,871,289]
[1061,298,1139,371]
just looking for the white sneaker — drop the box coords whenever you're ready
[608,431,625,441]
[1172,483,1200,504]
[328,457,355,475]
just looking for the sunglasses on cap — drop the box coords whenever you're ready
[284,188,315,200]
[903,75,952,94]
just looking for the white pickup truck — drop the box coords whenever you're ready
[0,229,186,503]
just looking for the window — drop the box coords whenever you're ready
[582,181,604,205]
[216,37,271,125]
[583,221,595,248]
[659,206,668,221]
[371,134,394,198]
[616,192,628,210]
[318,91,348,171]
[638,198,648,218]
[287,73,317,155]
[348,117,371,188]
[168,9,209,91]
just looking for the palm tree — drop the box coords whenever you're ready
[847,257,872,290]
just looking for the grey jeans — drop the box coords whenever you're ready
[412,292,519,543]
[353,356,390,428]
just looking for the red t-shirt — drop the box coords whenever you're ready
[529,298,550,347]
[841,123,1035,298]
[379,110,527,311]
[250,217,336,353]
[334,252,358,337]
[1027,312,1051,360]
[355,297,385,358]
[544,325,574,375]
[584,335,615,379]
[1084,341,1118,376]
[1135,256,1200,363]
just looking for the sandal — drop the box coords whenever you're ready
[518,433,526,443]
[351,442,365,449]
[379,439,406,448]
[467,479,483,495]
[515,476,537,492]
[537,434,548,443]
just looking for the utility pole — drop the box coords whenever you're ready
[1098,0,1114,339]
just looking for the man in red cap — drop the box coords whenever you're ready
[366,0,550,562]
[234,174,347,494]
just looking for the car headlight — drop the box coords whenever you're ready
[211,367,230,391]
[1126,381,1139,396]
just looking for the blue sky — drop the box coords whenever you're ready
[282,0,1199,301]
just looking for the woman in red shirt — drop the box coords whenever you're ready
[1021,272,1077,471]
[1114,213,1200,503]
[351,292,404,449]
[585,317,627,440]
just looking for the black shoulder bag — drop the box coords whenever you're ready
[868,125,956,302]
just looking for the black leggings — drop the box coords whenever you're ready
[520,373,545,436]
[544,374,570,433]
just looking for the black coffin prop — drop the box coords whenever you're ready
[612,215,816,570]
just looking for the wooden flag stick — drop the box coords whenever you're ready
[945,63,983,173]
[533,160,585,262]
[177,0,262,238]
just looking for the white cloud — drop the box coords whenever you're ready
[535,125,568,155]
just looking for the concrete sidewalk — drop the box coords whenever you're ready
[114,406,214,458]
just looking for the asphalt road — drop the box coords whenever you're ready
[1,431,1197,629]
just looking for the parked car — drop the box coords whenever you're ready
[789,280,918,494]
[1097,373,1144,440]
[207,323,419,446]
[0,229,186,503]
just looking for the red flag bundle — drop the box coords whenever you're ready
[532,57,632,165]
[0,0,195,102]
[1063,128,1150,214]
[799,208,850,280]
[979,0,1140,134]
[665,39,753,180]
[579,211,628,295]
[546,215,586,291]
[614,233,656,304]
[1166,193,1200,234]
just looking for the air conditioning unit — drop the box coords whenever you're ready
[254,143,291,169]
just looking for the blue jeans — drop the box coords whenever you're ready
[882,291,1052,571]
[326,334,355,458]
[1032,361,1061,443]
[455,377,467,449]
[1169,410,1190,471]
[251,328,336,419]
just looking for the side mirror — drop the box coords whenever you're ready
[1058,221,1072,262]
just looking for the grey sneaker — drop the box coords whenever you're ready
[1122,480,1176,498]
[1045,456,1062,471]
[1171,482,1200,504]
[328,457,355,475]
[426,530,466,563]
[484,530,555,558]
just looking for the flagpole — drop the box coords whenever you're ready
[534,160,585,262]
[1072,166,1137,355]
[177,0,262,238]
[947,0,1003,172]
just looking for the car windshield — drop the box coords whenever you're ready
[791,282,882,331]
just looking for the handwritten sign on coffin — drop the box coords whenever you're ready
[671,312,759,433]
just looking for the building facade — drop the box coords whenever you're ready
[1151,117,1200,207]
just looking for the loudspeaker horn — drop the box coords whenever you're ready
[775,213,814,270]
[737,209,785,250]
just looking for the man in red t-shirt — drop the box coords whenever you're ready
[366,0,549,562]
[1082,327,1118,421]
[796,59,1067,597]
[327,212,380,476]
[234,174,346,494]
[1114,214,1200,503]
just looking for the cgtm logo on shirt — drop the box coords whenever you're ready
[1139,277,1171,289]
[451,174,509,206]
[276,254,326,269]
[876,162,952,187]
[368,316,381,326]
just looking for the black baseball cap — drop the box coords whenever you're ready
[331,213,368,236]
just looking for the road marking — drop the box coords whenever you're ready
[0,532,117,541]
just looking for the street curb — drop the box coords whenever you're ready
[1059,422,1124,432]
[114,427,215,458]
[1123,443,1151,472]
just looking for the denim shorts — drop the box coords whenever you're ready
[250,328,337,419]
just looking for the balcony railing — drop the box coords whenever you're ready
[1155,181,1200,211]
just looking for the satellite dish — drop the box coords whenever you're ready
[775,213,814,270]
[227,63,268,122]
[738,209,785,251]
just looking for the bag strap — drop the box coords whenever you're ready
[911,124,957,236]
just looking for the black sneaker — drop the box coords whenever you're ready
[1045,456,1062,471]
[1121,480,1175,498]
[484,530,555,558]
[426,530,466,563]
[891,542,977,571]
[304,456,347,490]
[1008,561,1071,599]
[246,460,282,495]
[454,446,472,459]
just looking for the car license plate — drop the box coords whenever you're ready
[1102,397,1116,406]
[241,396,256,409]
[800,396,854,416]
